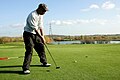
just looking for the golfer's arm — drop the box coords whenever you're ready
[35,28,45,43]
[40,28,44,36]
[40,28,45,41]
[39,16,44,37]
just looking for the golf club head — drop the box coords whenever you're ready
[56,66,60,69]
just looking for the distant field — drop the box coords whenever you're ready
[0,42,120,80]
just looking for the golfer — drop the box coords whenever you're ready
[22,3,51,74]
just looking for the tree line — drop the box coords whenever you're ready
[52,34,120,41]
[0,36,52,44]
[0,34,120,44]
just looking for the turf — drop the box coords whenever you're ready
[0,42,120,80]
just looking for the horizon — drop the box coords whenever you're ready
[0,34,120,38]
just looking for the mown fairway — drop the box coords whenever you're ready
[0,42,120,80]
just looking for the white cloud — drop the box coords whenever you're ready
[9,23,24,28]
[81,4,99,12]
[116,14,120,18]
[51,20,76,26]
[51,20,61,25]
[116,14,120,20]
[81,1,116,11]
[50,19,109,26]
[90,4,100,9]
[102,1,115,10]
[0,23,24,37]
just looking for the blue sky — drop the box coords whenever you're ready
[0,0,120,36]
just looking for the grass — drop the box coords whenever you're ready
[0,42,120,80]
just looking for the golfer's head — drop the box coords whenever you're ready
[37,3,48,15]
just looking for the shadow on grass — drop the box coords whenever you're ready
[0,65,44,68]
[0,65,49,75]
[0,70,24,75]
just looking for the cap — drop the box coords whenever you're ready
[38,3,48,11]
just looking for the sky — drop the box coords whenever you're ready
[0,0,120,36]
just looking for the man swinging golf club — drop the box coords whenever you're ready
[22,3,51,74]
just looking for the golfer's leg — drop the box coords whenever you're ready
[34,36,47,64]
[22,32,34,71]
[22,46,33,70]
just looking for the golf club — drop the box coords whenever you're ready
[44,44,60,69]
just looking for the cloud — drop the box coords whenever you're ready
[9,23,24,28]
[51,20,76,26]
[81,1,115,11]
[50,19,109,26]
[0,23,24,37]
[102,1,115,10]
[116,14,120,18]
[90,4,100,9]
[81,4,99,12]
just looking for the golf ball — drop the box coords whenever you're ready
[74,60,77,63]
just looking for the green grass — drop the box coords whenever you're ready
[0,42,120,80]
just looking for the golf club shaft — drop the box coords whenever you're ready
[44,44,58,67]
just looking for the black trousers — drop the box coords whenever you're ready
[22,31,47,71]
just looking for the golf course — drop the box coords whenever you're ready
[0,42,120,80]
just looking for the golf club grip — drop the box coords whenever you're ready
[35,30,44,44]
